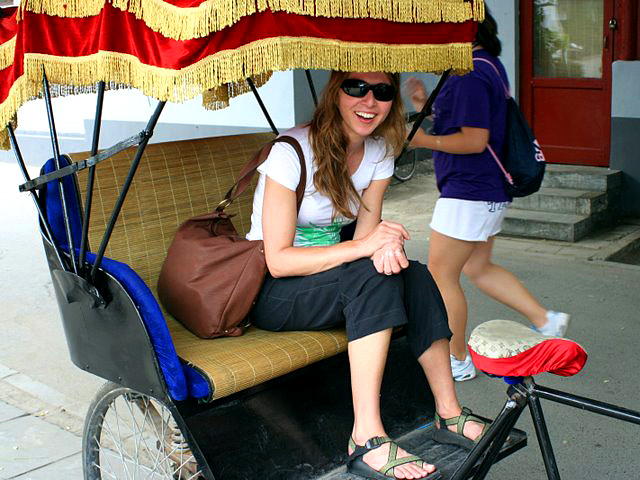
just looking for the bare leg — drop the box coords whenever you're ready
[462,237,548,328]
[417,339,484,439]
[428,230,476,360]
[349,329,436,479]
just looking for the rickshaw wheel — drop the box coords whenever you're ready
[393,148,417,182]
[83,382,202,480]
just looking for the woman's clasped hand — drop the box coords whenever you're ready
[363,220,410,275]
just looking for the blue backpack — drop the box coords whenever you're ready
[475,58,546,198]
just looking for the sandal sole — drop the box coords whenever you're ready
[432,428,476,450]
[348,457,442,480]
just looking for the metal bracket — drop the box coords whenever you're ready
[19,132,146,192]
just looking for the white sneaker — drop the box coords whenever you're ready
[450,354,476,382]
[536,311,571,337]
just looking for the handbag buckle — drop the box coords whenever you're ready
[216,198,232,211]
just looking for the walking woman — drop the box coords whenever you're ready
[246,71,485,479]
[404,10,570,382]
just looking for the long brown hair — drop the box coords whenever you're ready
[309,71,405,220]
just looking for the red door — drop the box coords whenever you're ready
[520,0,616,166]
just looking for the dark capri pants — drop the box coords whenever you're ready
[250,258,451,359]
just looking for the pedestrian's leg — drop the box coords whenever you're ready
[428,230,475,360]
[462,237,547,328]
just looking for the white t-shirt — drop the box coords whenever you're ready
[246,126,394,247]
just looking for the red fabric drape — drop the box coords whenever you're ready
[0,2,477,148]
[0,7,17,44]
[20,5,476,71]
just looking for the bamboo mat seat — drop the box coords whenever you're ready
[72,133,348,401]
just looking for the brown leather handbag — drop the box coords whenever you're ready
[157,136,306,338]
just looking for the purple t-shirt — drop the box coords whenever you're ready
[432,50,511,202]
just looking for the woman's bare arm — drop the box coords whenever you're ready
[411,127,490,154]
[261,177,408,278]
[354,178,409,275]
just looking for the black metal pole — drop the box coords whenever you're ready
[528,393,562,480]
[246,77,279,136]
[305,70,318,107]
[42,68,78,274]
[534,384,640,426]
[396,69,451,162]
[8,123,65,268]
[471,404,525,480]
[450,398,524,480]
[78,81,105,276]
[405,69,450,143]
[89,100,166,281]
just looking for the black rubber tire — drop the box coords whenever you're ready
[83,381,201,480]
[393,149,417,182]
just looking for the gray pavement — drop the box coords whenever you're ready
[1,164,639,479]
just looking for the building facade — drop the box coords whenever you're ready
[496,0,640,215]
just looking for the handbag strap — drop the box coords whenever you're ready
[217,135,307,213]
[473,57,514,186]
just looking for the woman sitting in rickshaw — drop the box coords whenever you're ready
[246,70,486,480]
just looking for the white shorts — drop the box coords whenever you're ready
[430,198,510,242]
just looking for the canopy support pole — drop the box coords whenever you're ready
[397,69,451,161]
[247,77,279,136]
[7,123,65,269]
[89,100,166,283]
[79,81,105,276]
[305,70,318,108]
[43,68,78,275]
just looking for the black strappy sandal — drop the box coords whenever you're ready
[433,407,488,450]
[347,435,441,480]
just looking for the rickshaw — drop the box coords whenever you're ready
[1,1,638,479]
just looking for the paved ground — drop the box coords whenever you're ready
[1,163,639,479]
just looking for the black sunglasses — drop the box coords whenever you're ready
[340,78,396,102]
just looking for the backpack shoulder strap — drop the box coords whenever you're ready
[473,57,510,99]
[473,57,515,186]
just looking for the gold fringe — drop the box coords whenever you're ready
[0,36,16,70]
[473,0,485,21]
[0,73,30,150]
[202,72,272,110]
[21,1,480,39]
[0,38,472,149]
[20,0,105,18]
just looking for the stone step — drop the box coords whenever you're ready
[511,187,608,215]
[501,209,592,242]
[542,164,622,191]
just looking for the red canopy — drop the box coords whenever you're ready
[0,0,483,148]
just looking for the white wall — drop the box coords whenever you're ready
[486,0,518,96]
[399,0,519,114]
[2,71,296,164]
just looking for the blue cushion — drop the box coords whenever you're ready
[182,361,212,399]
[43,156,82,250]
[41,157,210,401]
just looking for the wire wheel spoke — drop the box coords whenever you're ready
[83,382,203,479]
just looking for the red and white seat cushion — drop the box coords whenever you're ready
[468,320,588,378]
